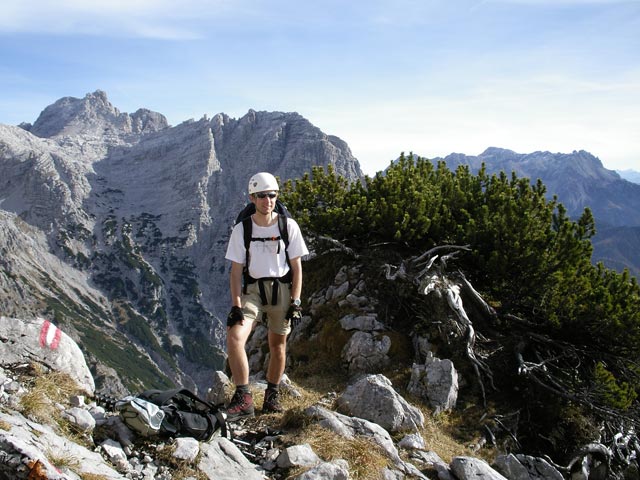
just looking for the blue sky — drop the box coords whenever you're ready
[0,0,638,175]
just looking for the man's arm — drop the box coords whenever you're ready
[289,256,303,301]
[230,261,244,308]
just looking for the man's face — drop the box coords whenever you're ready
[251,190,278,215]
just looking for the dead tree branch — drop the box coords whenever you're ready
[383,244,494,406]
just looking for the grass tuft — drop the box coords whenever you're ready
[19,370,83,424]
[290,424,391,479]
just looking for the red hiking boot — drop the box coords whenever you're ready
[225,390,255,421]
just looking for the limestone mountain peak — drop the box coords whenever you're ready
[25,90,169,140]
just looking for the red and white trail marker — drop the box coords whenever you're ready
[39,319,62,350]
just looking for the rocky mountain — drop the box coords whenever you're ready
[432,148,640,276]
[0,90,363,395]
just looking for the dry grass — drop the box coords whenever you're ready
[46,449,81,471]
[288,424,391,479]
[415,408,477,463]
[79,474,111,480]
[0,420,11,431]
[19,369,83,425]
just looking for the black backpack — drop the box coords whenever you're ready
[235,199,293,292]
[116,388,228,441]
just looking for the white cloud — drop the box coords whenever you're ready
[0,0,234,39]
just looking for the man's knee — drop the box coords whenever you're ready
[269,340,286,358]
[227,329,247,349]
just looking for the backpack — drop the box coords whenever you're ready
[115,388,228,441]
[235,199,293,294]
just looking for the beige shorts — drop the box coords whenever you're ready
[242,279,292,336]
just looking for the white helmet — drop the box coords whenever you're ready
[248,172,279,194]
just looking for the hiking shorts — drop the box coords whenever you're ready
[242,279,292,336]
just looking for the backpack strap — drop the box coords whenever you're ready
[278,215,291,272]
[241,215,291,296]
[138,388,183,406]
[242,216,253,294]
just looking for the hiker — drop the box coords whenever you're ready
[224,172,309,421]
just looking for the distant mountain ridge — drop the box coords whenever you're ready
[0,90,363,394]
[617,169,640,184]
[436,147,640,227]
[430,147,640,277]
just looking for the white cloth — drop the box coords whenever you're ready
[225,215,309,279]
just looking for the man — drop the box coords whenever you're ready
[224,172,309,420]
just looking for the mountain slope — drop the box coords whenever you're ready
[0,90,363,394]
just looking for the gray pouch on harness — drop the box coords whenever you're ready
[115,396,165,437]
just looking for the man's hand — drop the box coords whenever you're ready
[227,306,244,328]
[286,304,303,328]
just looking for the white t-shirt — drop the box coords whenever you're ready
[225,215,309,279]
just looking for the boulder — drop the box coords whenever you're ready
[198,437,264,480]
[451,456,508,480]
[494,453,565,480]
[0,316,94,395]
[276,443,321,469]
[341,331,391,375]
[0,410,125,479]
[336,374,424,433]
[292,459,350,479]
[407,354,458,413]
[339,313,385,332]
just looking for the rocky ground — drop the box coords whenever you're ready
[0,260,603,480]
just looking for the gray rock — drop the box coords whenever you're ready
[0,316,95,395]
[412,335,433,363]
[381,468,406,479]
[407,355,458,413]
[332,280,351,300]
[3,380,21,394]
[336,374,424,433]
[292,459,350,479]
[451,456,508,480]
[340,313,385,332]
[410,450,450,473]
[398,433,426,450]
[494,453,565,480]
[341,332,391,375]
[207,370,232,407]
[198,437,264,480]
[341,293,369,308]
[173,437,200,462]
[101,438,130,472]
[276,443,321,469]
[334,266,349,286]
[0,410,125,479]
[62,406,96,432]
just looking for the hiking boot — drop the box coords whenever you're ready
[225,390,255,421]
[262,388,284,413]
